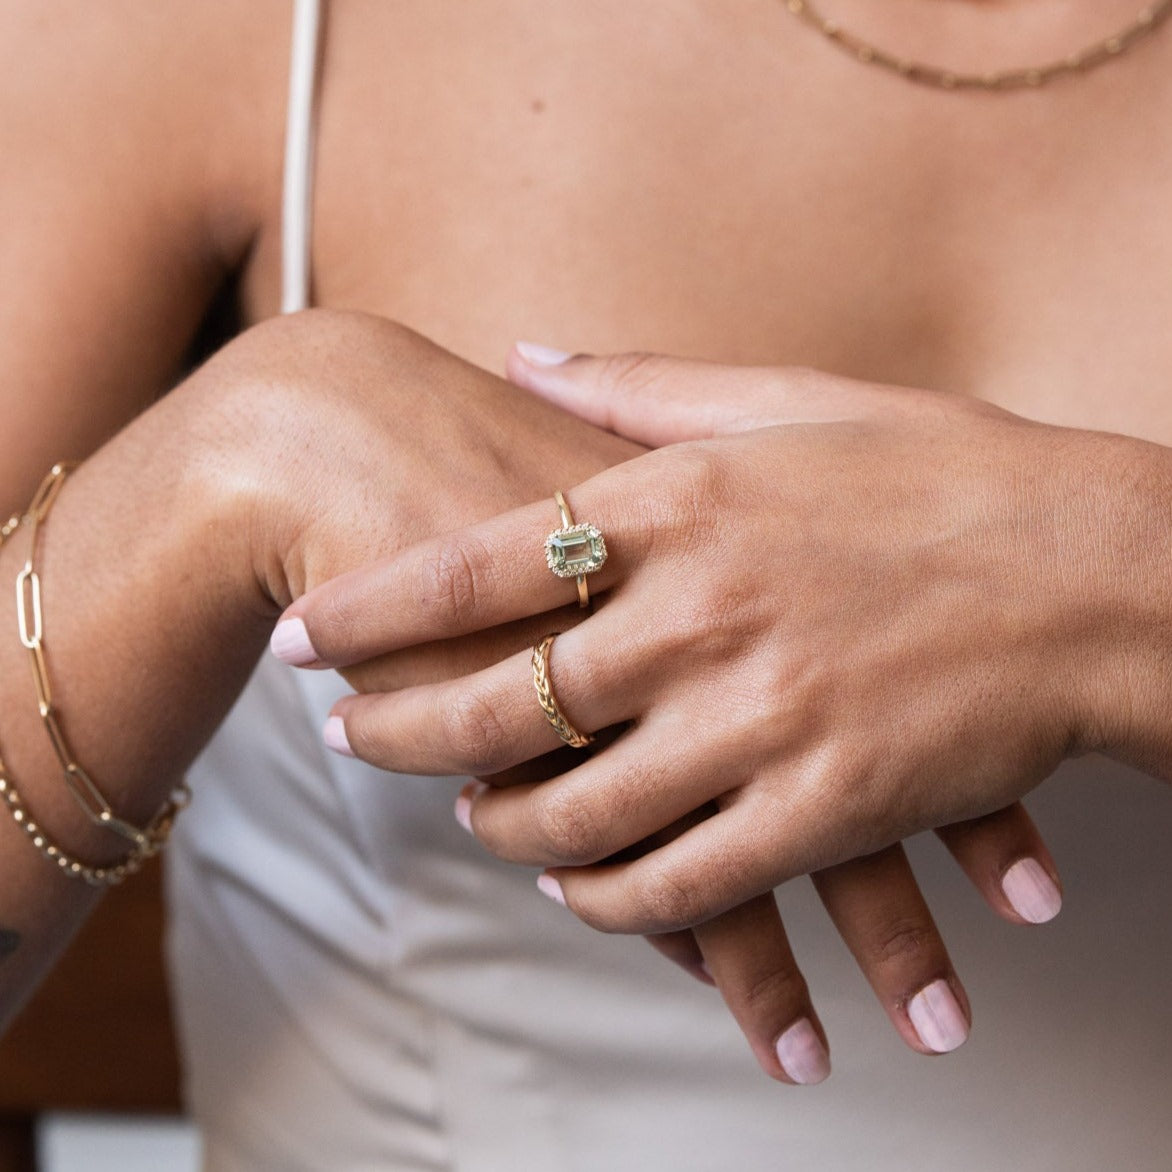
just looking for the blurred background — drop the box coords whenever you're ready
[0,861,197,1171]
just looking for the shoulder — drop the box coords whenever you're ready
[0,0,291,270]
[0,1,298,505]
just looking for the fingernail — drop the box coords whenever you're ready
[454,794,474,834]
[685,962,716,987]
[536,872,566,906]
[270,617,318,666]
[698,960,713,982]
[322,715,355,757]
[453,781,487,835]
[775,1019,832,1086]
[908,979,969,1053]
[515,341,572,366]
[1001,858,1062,924]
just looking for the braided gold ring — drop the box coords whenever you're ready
[545,490,607,609]
[532,634,594,749]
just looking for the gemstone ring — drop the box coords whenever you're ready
[545,490,607,608]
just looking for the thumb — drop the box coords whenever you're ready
[506,342,789,446]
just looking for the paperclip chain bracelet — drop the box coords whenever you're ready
[0,510,166,885]
[3,465,189,882]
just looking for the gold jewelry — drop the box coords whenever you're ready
[0,770,171,887]
[545,490,607,609]
[532,633,595,749]
[13,464,190,853]
[782,0,1172,91]
[0,497,183,886]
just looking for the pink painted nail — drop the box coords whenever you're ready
[322,715,355,757]
[775,1019,831,1085]
[270,617,318,666]
[454,794,474,834]
[515,341,572,366]
[1001,858,1062,924]
[908,980,969,1053]
[536,872,566,906]
[453,781,487,835]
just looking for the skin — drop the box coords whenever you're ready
[302,353,1172,923]
[0,309,647,1022]
[0,0,1168,1086]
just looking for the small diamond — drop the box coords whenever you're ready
[545,524,607,578]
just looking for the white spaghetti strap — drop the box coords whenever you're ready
[281,0,323,315]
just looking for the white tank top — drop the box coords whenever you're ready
[165,6,1172,1168]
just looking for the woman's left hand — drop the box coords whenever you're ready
[282,347,1141,933]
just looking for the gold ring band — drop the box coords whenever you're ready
[532,634,594,749]
[554,489,573,531]
[545,490,607,609]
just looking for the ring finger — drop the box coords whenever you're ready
[280,478,642,669]
[328,620,632,777]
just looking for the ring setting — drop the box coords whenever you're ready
[545,490,607,608]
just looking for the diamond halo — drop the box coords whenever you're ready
[545,523,607,578]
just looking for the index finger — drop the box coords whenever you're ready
[270,474,641,668]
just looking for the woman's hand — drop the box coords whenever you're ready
[275,342,1093,1080]
[284,347,1102,919]
[0,308,647,1027]
[211,313,643,612]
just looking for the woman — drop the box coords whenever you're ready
[0,1,1168,1168]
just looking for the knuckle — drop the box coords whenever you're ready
[533,788,606,864]
[443,689,511,773]
[666,578,745,661]
[599,351,666,397]
[418,539,489,628]
[868,916,938,970]
[735,964,810,1021]
[685,446,737,514]
[631,863,704,933]
[642,446,733,552]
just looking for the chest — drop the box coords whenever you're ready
[242,0,1172,440]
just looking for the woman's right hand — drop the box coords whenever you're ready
[237,311,1062,1083]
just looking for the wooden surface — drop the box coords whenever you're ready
[0,858,182,1114]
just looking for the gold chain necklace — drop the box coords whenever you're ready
[782,0,1172,91]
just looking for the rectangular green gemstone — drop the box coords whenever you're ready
[548,525,606,575]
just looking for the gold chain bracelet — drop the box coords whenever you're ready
[0,465,189,885]
[0,771,161,887]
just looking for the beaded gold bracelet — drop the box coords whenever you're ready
[0,769,163,887]
[0,466,189,886]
